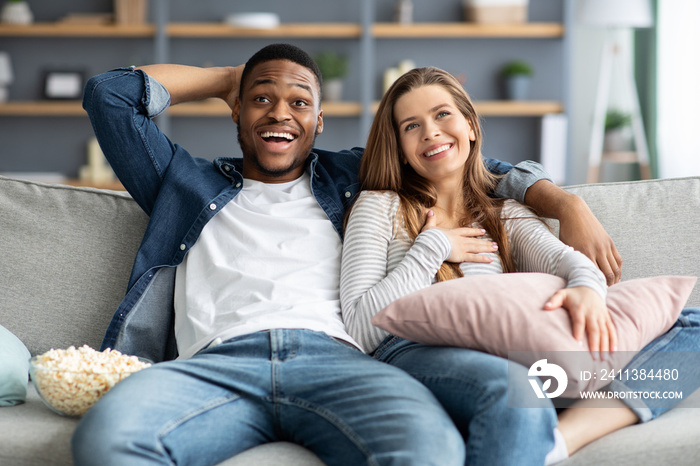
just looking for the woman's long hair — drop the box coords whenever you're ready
[359,67,516,281]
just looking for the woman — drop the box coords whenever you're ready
[340,67,700,465]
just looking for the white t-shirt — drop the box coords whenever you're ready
[174,173,359,359]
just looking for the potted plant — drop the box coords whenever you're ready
[314,50,348,102]
[603,109,632,152]
[500,60,533,100]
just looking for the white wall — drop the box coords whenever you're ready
[656,0,700,178]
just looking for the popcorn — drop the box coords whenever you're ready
[30,345,151,417]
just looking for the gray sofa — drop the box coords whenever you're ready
[1,174,699,466]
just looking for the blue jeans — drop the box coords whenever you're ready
[373,338,557,466]
[72,330,465,466]
[609,307,700,421]
[374,308,700,466]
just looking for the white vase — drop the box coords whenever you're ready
[603,128,630,153]
[1,1,34,25]
[322,79,344,102]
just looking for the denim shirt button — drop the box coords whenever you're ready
[223,165,231,172]
[209,203,217,211]
[179,243,186,251]
[344,191,352,198]
[235,182,241,188]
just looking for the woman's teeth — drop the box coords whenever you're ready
[424,144,451,157]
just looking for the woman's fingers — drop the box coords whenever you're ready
[421,210,438,232]
[420,211,498,263]
[543,289,566,310]
[545,287,618,361]
[457,227,488,238]
[592,314,607,360]
[607,314,618,353]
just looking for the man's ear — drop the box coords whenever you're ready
[232,97,241,124]
[316,109,324,135]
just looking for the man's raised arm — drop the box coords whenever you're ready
[524,179,623,285]
[136,64,243,107]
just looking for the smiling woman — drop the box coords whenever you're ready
[394,86,477,192]
[339,66,666,465]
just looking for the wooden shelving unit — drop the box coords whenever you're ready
[474,100,563,116]
[0,19,565,118]
[0,101,86,116]
[167,99,363,117]
[0,100,364,118]
[1,0,572,179]
[0,99,562,118]
[167,22,362,38]
[0,23,155,37]
[0,21,562,39]
[372,22,563,38]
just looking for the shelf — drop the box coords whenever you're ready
[167,99,364,117]
[473,100,563,116]
[0,100,562,118]
[0,22,155,37]
[0,21,562,39]
[601,151,641,163]
[372,22,564,38]
[167,22,362,38]
[0,101,86,116]
[0,100,363,118]
[369,100,562,117]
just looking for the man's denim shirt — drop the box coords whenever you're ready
[82,67,551,362]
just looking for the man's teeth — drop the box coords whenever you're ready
[424,144,451,157]
[261,131,295,140]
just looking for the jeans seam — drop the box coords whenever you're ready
[279,396,381,466]
[158,393,242,440]
[371,335,402,360]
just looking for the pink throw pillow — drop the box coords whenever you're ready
[372,273,696,396]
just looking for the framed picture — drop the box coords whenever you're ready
[43,70,85,100]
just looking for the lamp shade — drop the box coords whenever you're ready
[0,51,13,84]
[578,0,653,28]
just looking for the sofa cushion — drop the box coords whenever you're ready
[0,176,148,356]
[0,387,77,466]
[0,324,31,406]
[1,386,324,466]
[373,274,695,397]
[563,177,700,307]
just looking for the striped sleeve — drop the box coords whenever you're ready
[340,191,451,353]
[502,201,607,299]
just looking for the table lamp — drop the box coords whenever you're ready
[578,0,653,182]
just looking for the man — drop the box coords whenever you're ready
[72,43,620,465]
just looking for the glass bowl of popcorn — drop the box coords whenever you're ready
[29,345,152,417]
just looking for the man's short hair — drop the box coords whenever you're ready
[239,43,323,100]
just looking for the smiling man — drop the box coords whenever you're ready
[72,43,618,466]
[235,59,323,181]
